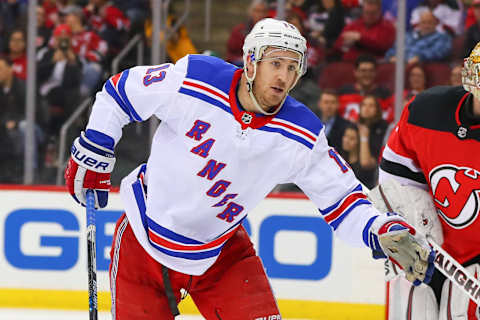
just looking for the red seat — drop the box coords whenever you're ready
[376,62,396,92]
[424,62,451,87]
[318,61,355,89]
[451,34,466,61]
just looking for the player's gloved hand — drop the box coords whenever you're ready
[366,213,435,286]
[64,131,116,208]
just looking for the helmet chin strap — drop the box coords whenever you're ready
[244,61,300,116]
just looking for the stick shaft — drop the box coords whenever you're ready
[86,190,98,320]
[427,236,480,305]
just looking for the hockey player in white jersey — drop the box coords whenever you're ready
[65,18,435,319]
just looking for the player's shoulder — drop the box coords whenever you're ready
[407,85,467,129]
[275,96,323,139]
[182,54,239,95]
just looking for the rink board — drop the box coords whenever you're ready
[0,186,386,319]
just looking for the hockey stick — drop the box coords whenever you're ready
[426,236,480,305]
[86,190,98,320]
[365,184,480,305]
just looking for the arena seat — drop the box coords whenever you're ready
[424,62,451,87]
[318,61,355,89]
[376,62,396,92]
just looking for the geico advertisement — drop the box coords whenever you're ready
[0,188,385,304]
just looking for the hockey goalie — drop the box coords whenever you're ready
[371,42,480,319]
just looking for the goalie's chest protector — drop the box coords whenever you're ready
[392,86,480,264]
[121,55,322,275]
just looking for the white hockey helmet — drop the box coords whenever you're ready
[462,41,480,100]
[242,18,307,115]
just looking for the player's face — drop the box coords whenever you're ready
[342,128,359,152]
[253,48,300,110]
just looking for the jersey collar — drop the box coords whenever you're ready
[229,69,277,130]
[455,92,480,140]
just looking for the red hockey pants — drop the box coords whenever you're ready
[109,214,281,319]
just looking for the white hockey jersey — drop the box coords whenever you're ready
[86,54,381,275]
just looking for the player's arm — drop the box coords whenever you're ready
[64,56,188,208]
[379,98,428,189]
[293,129,434,285]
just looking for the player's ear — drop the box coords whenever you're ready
[245,56,255,78]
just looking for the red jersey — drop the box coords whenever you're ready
[84,4,130,33]
[380,86,480,264]
[11,54,27,80]
[337,84,394,123]
[71,31,108,63]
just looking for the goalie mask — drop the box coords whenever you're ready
[462,41,480,100]
[242,18,307,115]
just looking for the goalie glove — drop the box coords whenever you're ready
[64,131,116,208]
[366,213,435,286]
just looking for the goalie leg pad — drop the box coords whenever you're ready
[387,276,439,319]
[439,264,480,320]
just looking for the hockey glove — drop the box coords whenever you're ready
[64,131,115,208]
[366,213,435,286]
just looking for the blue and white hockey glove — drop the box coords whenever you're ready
[365,213,435,286]
[64,130,116,208]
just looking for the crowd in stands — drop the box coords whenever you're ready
[0,0,196,184]
[225,0,468,191]
[0,0,473,189]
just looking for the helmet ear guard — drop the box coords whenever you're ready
[241,18,307,115]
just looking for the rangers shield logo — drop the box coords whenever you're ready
[429,165,480,229]
[241,113,253,124]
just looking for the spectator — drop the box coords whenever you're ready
[0,56,25,125]
[37,24,82,136]
[450,63,462,85]
[63,5,108,96]
[37,6,52,51]
[0,56,28,183]
[382,0,421,28]
[386,10,452,65]
[339,123,378,188]
[7,29,27,80]
[114,0,149,34]
[0,0,27,52]
[83,0,130,55]
[316,89,352,153]
[0,119,23,183]
[308,0,346,55]
[464,0,480,57]
[410,0,462,35]
[337,54,393,122]
[405,64,427,101]
[226,0,269,66]
[42,0,68,29]
[357,95,389,187]
[332,0,395,61]
[144,6,197,63]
